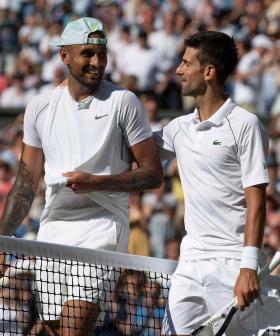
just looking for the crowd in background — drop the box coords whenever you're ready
[0,0,279,261]
[0,0,279,335]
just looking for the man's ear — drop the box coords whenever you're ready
[204,64,216,81]
[60,47,70,66]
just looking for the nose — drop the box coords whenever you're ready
[89,54,99,67]
[176,63,183,76]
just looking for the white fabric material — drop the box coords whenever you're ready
[23,80,152,243]
[36,214,129,320]
[155,98,269,260]
[162,258,280,335]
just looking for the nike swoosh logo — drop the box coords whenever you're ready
[95,114,108,120]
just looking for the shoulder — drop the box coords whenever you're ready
[98,81,143,103]
[27,91,51,111]
[98,80,126,97]
[229,105,261,127]
[228,105,267,145]
[165,114,193,131]
[25,91,51,120]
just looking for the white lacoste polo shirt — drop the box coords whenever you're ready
[159,98,269,260]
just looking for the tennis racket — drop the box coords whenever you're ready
[193,251,280,336]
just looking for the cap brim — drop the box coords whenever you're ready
[49,38,63,47]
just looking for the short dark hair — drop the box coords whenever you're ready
[184,31,238,84]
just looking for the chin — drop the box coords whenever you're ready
[85,78,102,89]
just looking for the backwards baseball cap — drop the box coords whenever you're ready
[49,17,107,47]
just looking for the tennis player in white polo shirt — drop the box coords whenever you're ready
[0,17,163,335]
[155,31,280,335]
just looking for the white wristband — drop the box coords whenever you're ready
[240,246,259,271]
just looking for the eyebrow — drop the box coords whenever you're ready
[182,58,191,64]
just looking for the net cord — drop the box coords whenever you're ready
[0,235,177,274]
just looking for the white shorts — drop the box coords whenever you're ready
[162,258,280,335]
[35,214,129,320]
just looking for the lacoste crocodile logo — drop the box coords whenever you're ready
[212,139,221,145]
[95,114,108,120]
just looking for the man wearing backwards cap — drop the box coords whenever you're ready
[0,17,163,336]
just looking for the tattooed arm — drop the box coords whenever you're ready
[0,144,44,276]
[0,144,44,236]
[63,137,164,193]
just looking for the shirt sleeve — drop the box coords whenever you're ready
[239,115,269,188]
[154,117,180,152]
[23,94,49,148]
[119,90,152,147]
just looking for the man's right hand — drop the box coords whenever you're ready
[234,268,260,311]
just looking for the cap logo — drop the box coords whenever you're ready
[91,23,100,31]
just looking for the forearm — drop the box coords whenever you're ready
[244,185,266,248]
[64,137,164,193]
[244,204,266,248]
[64,166,163,193]
[93,167,162,192]
[0,161,36,236]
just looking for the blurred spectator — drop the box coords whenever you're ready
[148,12,179,73]
[108,23,133,84]
[121,28,159,94]
[0,159,13,219]
[165,238,180,260]
[140,94,162,132]
[257,39,280,118]
[0,112,24,154]
[128,192,150,257]
[0,128,24,170]
[233,34,273,114]
[141,280,165,336]
[39,65,66,94]
[16,51,40,91]
[118,74,139,96]
[18,13,46,64]
[0,8,19,75]
[0,263,36,336]
[0,73,35,108]
[266,147,280,198]
[40,52,64,86]
[142,184,177,258]
[165,158,185,233]
[104,270,147,335]
[128,218,150,257]
[0,282,24,335]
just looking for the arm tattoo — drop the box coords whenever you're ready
[0,160,36,236]
[98,169,161,192]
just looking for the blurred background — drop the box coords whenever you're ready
[0,0,279,263]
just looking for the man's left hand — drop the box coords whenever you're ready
[234,268,260,311]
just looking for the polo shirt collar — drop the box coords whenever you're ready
[193,98,237,128]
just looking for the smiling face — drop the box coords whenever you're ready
[176,47,207,97]
[60,32,107,92]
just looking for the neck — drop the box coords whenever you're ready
[196,89,228,121]
[67,77,101,102]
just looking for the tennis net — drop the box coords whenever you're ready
[0,235,279,336]
[0,235,176,335]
